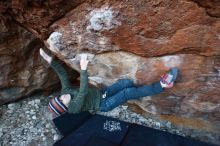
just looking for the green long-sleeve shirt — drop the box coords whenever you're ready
[51,60,102,113]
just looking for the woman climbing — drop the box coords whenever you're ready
[39,48,178,117]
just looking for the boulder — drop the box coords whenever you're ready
[0,19,59,105]
[44,0,220,143]
[1,0,220,144]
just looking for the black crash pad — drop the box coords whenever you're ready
[84,137,119,146]
[54,115,130,146]
[122,124,216,146]
[53,111,92,136]
[53,113,218,146]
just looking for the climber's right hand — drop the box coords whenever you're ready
[80,54,89,70]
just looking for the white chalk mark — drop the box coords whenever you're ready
[47,32,65,51]
[217,34,220,40]
[160,55,182,68]
[86,6,121,31]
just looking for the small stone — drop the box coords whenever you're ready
[45,123,50,128]
[30,111,35,115]
[8,103,16,110]
[166,122,172,129]
[42,137,46,141]
[53,134,59,141]
[28,101,33,105]
[2,128,8,133]
[121,105,128,110]
[8,110,13,114]
[51,129,56,134]
[32,116,36,120]
[3,141,7,146]
[23,107,28,110]
[30,127,37,133]
[34,99,41,104]
[155,122,161,128]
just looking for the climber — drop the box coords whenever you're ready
[39,48,178,118]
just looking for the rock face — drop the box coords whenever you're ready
[0,19,60,105]
[45,0,220,133]
[1,0,85,39]
[1,0,220,144]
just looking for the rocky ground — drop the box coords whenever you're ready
[0,93,219,146]
[0,94,57,146]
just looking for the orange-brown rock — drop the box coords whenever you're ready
[0,19,60,105]
[44,0,220,144]
[190,0,220,18]
[1,0,85,39]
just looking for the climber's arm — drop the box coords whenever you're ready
[40,48,76,90]
[67,54,89,113]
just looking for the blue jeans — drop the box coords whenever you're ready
[100,79,164,112]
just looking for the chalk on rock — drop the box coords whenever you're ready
[70,53,95,63]
[47,32,65,51]
[88,76,104,84]
[86,6,121,31]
